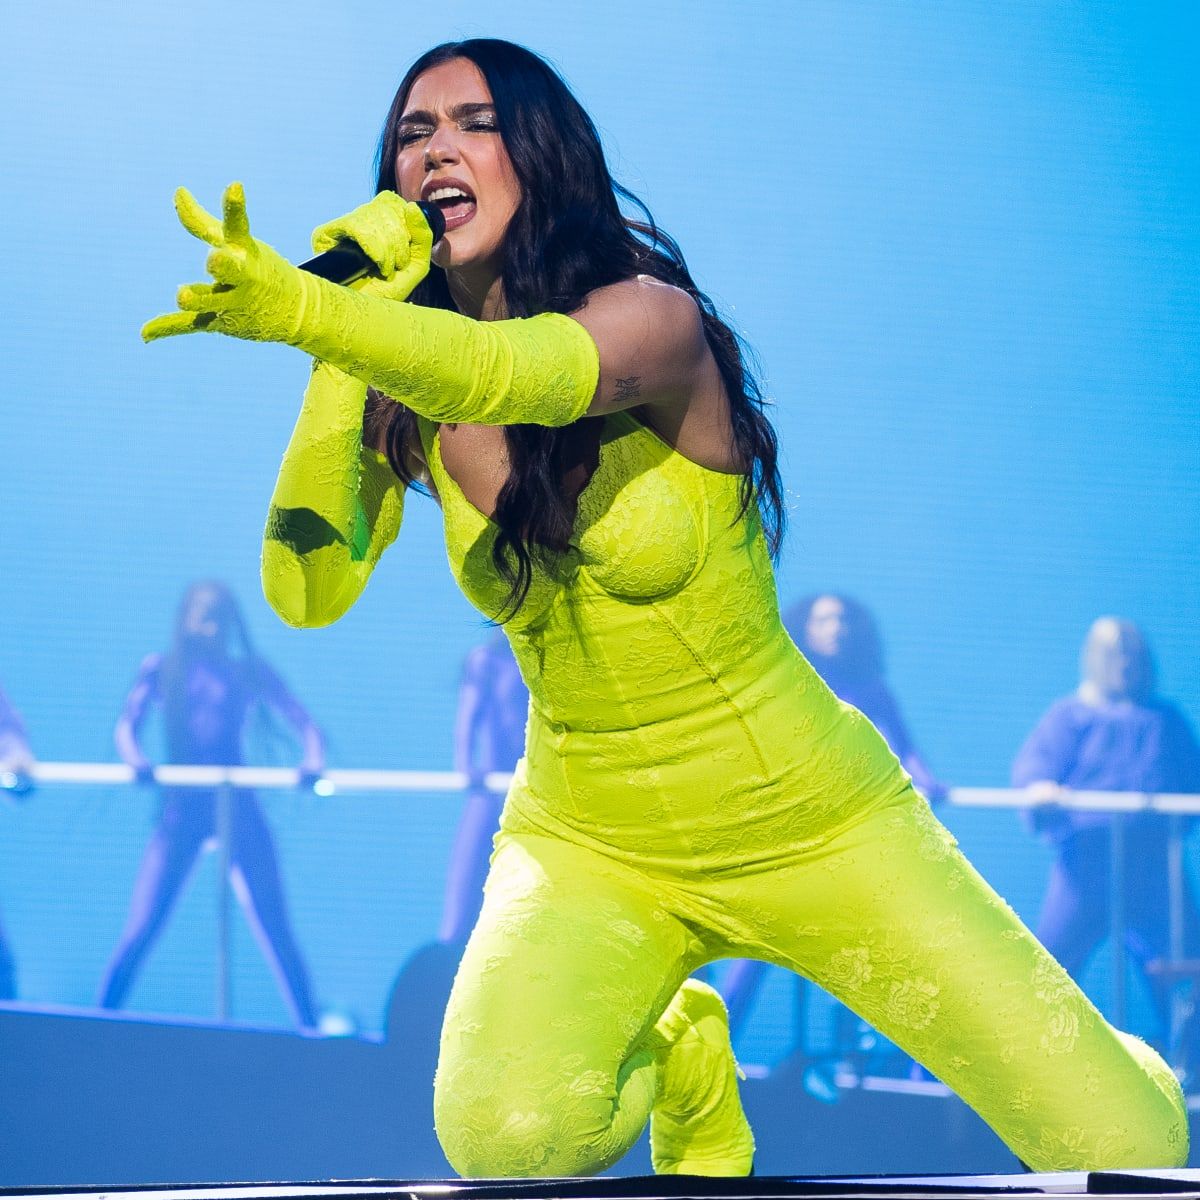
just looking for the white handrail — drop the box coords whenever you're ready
[7,765,1200,813]
[948,786,1200,814]
[8,762,515,795]
[7,764,1198,1036]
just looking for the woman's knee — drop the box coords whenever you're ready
[1102,1031,1190,1168]
[1018,1032,1189,1171]
[434,1068,617,1177]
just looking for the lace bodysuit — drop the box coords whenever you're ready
[419,409,1186,1179]
[422,409,908,876]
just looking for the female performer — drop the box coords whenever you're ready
[142,38,1186,1177]
[97,581,323,1028]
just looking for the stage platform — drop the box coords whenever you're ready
[2,1003,1196,1189]
[7,1171,1200,1200]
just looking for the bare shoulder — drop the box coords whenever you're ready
[577,276,705,340]
[570,276,708,415]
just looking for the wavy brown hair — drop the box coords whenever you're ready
[369,38,784,616]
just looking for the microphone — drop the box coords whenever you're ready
[298,200,446,286]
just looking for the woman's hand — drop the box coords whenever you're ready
[142,182,312,345]
[1023,780,1071,837]
[311,191,434,303]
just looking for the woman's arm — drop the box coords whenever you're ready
[567,276,710,414]
[262,193,433,629]
[114,655,161,776]
[251,658,326,776]
[1012,701,1077,838]
[866,683,948,803]
[145,186,714,431]
[1011,702,1074,788]
[262,361,405,628]
[570,276,737,467]
[440,645,502,943]
[0,684,33,774]
[453,645,492,788]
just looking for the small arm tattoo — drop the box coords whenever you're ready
[614,376,642,404]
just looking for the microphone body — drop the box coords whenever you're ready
[299,200,446,285]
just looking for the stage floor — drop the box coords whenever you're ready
[8,1170,1200,1200]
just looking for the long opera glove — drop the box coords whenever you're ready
[259,192,433,628]
[143,183,600,427]
[261,361,404,628]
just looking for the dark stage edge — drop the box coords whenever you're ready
[8,1172,1200,1200]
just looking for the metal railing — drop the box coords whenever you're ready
[5,767,1199,1038]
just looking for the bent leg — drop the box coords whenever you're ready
[434,833,703,1177]
[721,957,769,1040]
[230,794,317,1028]
[1035,831,1109,982]
[0,909,15,1000]
[734,794,1188,1171]
[97,795,208,1009]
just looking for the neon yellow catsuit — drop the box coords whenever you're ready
[416,406,1187,1176]
[135,174,1187,1177]
[194,195,1186,1172]
[263,367,1186,1177]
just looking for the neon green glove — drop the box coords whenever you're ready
[261,194,433,627]
[262,361,403,628]
[311,190,433,303]
[144,183,599,427]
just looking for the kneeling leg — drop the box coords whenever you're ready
[434,833,702,1178]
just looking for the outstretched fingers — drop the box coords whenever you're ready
[146,187,243,342]
[173,182,252,251]
[141,310,218,343]
[176,281,236,312]
[174,187,225,247]
[222,181,251,245]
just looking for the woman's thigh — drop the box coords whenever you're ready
[725,793,1187,1171]
[435,832,702,1175]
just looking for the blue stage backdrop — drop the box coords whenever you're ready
[0,0,1197,1069]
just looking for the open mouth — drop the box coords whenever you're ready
[425,184,477,231]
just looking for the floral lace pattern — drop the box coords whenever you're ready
[426,413,1188,1177]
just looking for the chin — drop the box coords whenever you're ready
[439,239,496,275]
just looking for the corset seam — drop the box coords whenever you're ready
[649,603,770,781]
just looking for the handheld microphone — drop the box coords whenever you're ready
[298,200,446,286]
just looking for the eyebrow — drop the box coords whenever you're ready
[397,102,496,126]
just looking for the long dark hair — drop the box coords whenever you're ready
[158,581,302,766]
[783,593,885,686]
[370,38,784,614]
[159,581,255,744]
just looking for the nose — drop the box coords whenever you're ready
[424,121,462,169]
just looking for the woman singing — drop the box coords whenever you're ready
[143,38,1185,1177]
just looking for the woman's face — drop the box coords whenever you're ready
[394,58,522,275]
[181,586,229,657]
[1082,617,1152,701]
[805,595,849,658]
